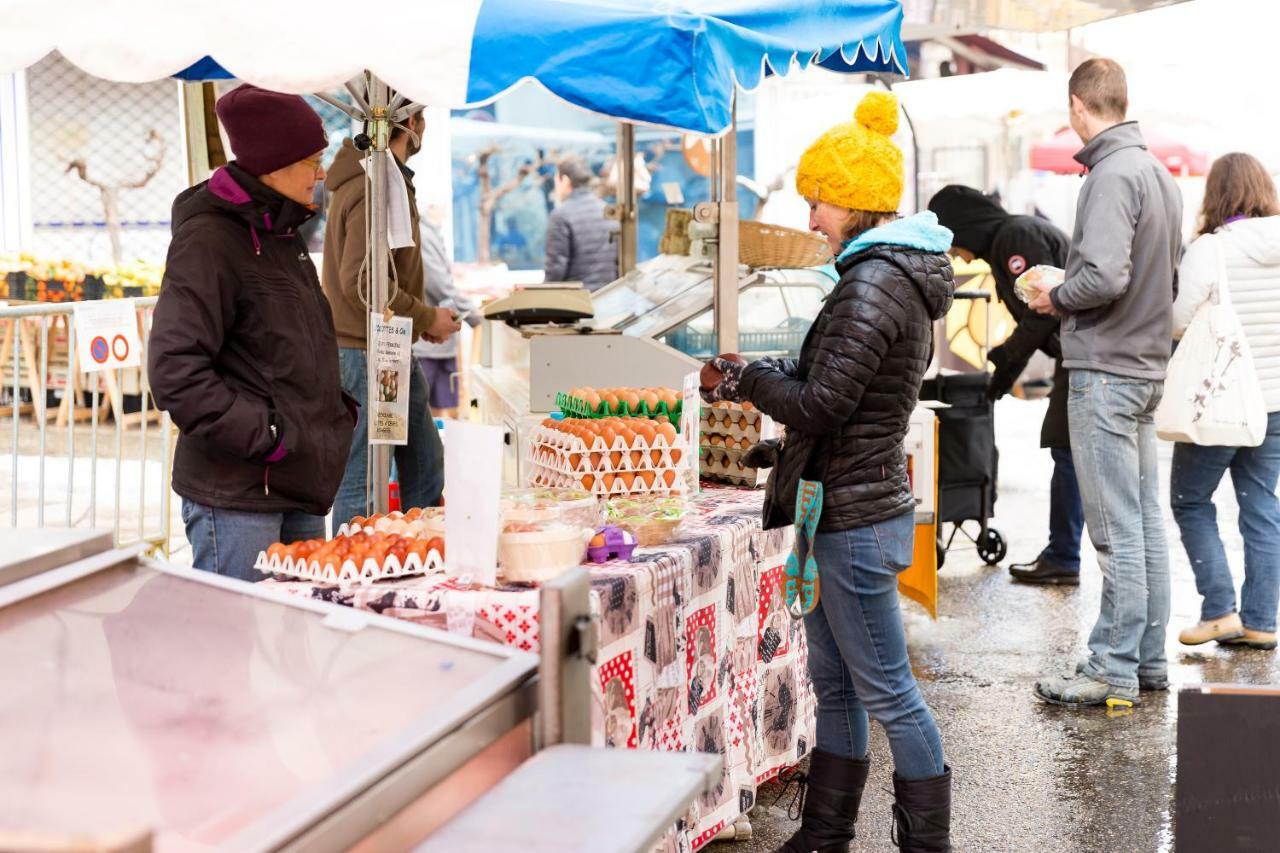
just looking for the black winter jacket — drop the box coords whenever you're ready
[741,242,954,532]
[928,186,1072,447]
[149,164,356,516]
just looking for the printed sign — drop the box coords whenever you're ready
[73,299,141,373]
[368,312,413,445]
[682,371,701,493]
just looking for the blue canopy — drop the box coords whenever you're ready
[464,0,906,133]
[174,0,906,135]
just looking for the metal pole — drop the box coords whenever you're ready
[37,316,47,526]
[713,98,740,354]
[179,81,212,187]
[368,74,392,516]
[113,367,122,544]
[66,314,75,528]
[615,123,638,276]
[537,567,594,749]
[9,317,18,526]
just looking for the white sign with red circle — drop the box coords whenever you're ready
[73,298,142,373]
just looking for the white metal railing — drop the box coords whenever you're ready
[1,297,176,555]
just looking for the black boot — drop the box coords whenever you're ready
[773,749,871,853]
[891,766,952,852]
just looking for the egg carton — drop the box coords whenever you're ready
[528,425,689,473]
[700,404,777,445]
[335,516,442,539]
[527,459,688,497]
[700,434,755,453]
[254,548,444,587]
[556,391,682,422]
[700,447,770,488]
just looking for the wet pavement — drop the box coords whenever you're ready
[725,396,1280,853]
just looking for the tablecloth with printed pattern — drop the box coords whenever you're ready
[264,484,815,851]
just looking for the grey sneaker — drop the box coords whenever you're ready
[1035,673,1139,710]
[1075,659,1168,692]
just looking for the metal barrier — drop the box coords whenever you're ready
[0,297,174,555]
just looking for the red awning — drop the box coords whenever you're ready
[1030,127,1208,176]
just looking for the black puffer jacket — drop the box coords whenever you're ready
[741,232,954,532]
[149,164,356,516]
[544,188,618,291]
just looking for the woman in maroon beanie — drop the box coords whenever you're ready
[148,84,356,581]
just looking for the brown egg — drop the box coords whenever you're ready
[638,470,657,488]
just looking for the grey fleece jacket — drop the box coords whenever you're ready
[1050,122,1183,380]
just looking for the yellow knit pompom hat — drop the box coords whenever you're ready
[794,91,902,213]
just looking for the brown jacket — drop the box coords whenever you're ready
[322,139,437,348]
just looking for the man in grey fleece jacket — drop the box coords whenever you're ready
[1029,58,1183,710]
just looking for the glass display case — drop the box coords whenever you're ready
[590,255,836,361]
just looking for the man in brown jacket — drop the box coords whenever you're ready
[323,107,461,529]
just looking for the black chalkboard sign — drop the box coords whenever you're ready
[1177,685,1280,852]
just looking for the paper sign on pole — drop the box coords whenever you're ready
[73,299,141,373]
[444,420,503,586]
[682,371,701,494]
[369,313,413,446]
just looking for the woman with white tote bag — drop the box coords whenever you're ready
[1167,152,1280,650]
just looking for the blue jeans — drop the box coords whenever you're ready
[334,347,444,533]
[804,511,946,780]
[1170,411,1280,632]
[182,499,325,582]
[1068,370,1170,690]
[1044,447,1085,572]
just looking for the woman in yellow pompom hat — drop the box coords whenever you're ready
[700,90,956,853]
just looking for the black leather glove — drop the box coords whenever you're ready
[986,345,1015,402]
[699,357,747,405]
[741,439,780,470]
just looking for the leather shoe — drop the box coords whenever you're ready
[1009,556,1079,586]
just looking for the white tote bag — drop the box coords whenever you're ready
[1155,236,1267,446]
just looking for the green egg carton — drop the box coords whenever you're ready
[556,391,684,423]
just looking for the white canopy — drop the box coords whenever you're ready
[0,0,482,102]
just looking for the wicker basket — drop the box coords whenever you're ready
[738,220,832,269]
[659,207,694,256]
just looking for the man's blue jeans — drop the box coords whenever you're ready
[1069,369,1170,690]
[805,511,946,780]
[182,499,325,582]
[334,347,444,532]
[1044,447,1085,572]
[1170,411,1280,633]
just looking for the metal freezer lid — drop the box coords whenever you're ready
[0,549,537,852]
[0,528,113,587]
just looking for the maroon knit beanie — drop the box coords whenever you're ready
[214,84,328,176]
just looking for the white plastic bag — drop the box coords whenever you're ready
[1013,265,1065,304]
[1155,238,1266,447]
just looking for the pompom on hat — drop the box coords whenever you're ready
[795,91,903,214]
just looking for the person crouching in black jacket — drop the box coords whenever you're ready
[148,86,357,581]
[703,92,955,853]
[928,185,1082,586]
